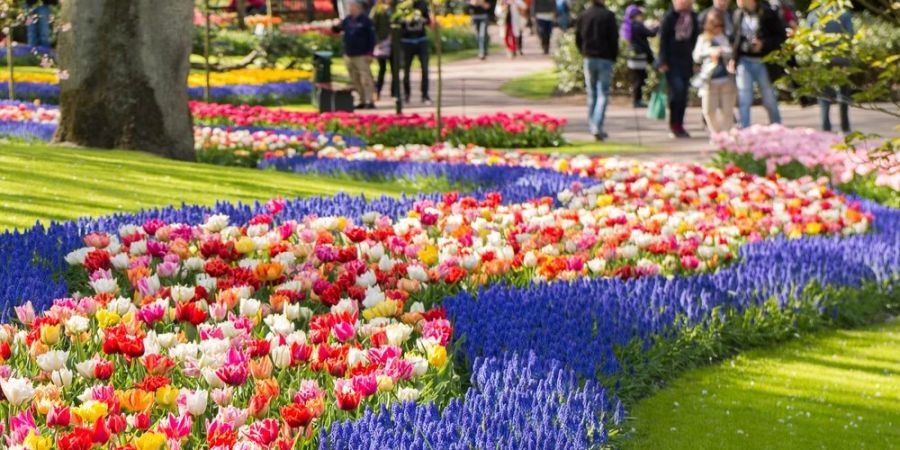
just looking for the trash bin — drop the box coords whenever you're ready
[313,51,333,83]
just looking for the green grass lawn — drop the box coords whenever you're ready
[527,140,650,155]
[0,143,426,230]
[624,318,900,450]
[499,68,559,101]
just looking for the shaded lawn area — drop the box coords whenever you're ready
[0,142,429,230]
[624,318,900,450]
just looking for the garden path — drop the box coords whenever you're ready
[371,36,898,162]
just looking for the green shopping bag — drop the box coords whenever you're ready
[647,77,667,121]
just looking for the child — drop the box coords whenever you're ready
[692,8,736,133]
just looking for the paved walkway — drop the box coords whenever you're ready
[370,35,898,162]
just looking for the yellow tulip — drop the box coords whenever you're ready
[427,345,448,368]
[72,400,108,424]
[135,431,167,450]
[235,236,256,254]
[156,385,179,409]
[39,324,61,345]
[416,244,438,266]
[24,431,53,450]
[96,309,121,328]
[805,222,823,235]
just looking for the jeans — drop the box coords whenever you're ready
[26,4,51,48]
[819,85,850,133]
[631,68,647,106]
[536,19,553,54]
[375,56,396,97]
[583,57,613,135]
[402,39,430,99]
[556,3,570,31]
[666,70,690,128]
[472,15,489,58]
[736,58,781,128]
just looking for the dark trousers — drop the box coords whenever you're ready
[402,40,430,99]
[819,85,851,133]
[631,68,647,106]
[536,19,553,54]
[375,56,396,97]
[666,70,690,128]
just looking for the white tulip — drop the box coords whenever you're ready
[36,350,69,372]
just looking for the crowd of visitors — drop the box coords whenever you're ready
[572,0,854,141]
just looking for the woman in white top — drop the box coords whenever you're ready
[692,8,737,133]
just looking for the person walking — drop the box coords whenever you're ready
[693,8,737,133]
[621,5,659,108]
[334,0,377,109]
[532,0,556,55]
[25,0,57,48]
[399,0,433,104]
[556,0,571,31]
[497,0,528,57]
[467,0,492,59]
[371,0,394,101]
[574,0,618,141]
[730,0,785,128]
[698,0,734,39]
[657,0,698,138]
[808,5,853,133]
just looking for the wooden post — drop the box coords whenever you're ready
[266,0,273,34]
[236,0,247,29]
[204,0,211,102]
[433,14,442,144]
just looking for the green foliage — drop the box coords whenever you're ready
[770,1,900,118]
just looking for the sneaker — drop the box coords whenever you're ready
[633,101,647,108]
[594,132,608,141]
[354,103,367,110]
[422,97,433,106]
[364,103,376,109]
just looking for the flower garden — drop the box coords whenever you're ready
[0,87,898,450]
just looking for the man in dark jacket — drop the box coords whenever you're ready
[730,0,785,127]
[574,0,618,141]
[25,0,58,48]
[335,1,377,109]
[657,0,698,138]
[400,0,433,105]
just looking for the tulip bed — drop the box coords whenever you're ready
[0,102,363,167]
[713,125,899,207]
[0,125,898,450]
[190,102,568,148]
[0,69,314,106]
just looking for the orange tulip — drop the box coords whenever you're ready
[254,262,284,282]
[249,357,273,380]
[118,389,155,413]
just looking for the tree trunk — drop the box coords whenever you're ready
[52,0,195,161]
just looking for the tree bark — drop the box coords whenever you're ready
[53,0,195,161]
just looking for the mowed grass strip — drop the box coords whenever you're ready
[0,143,422,230]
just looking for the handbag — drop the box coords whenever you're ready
[647,77,667,121]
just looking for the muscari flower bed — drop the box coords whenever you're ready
[0,141,896,449]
